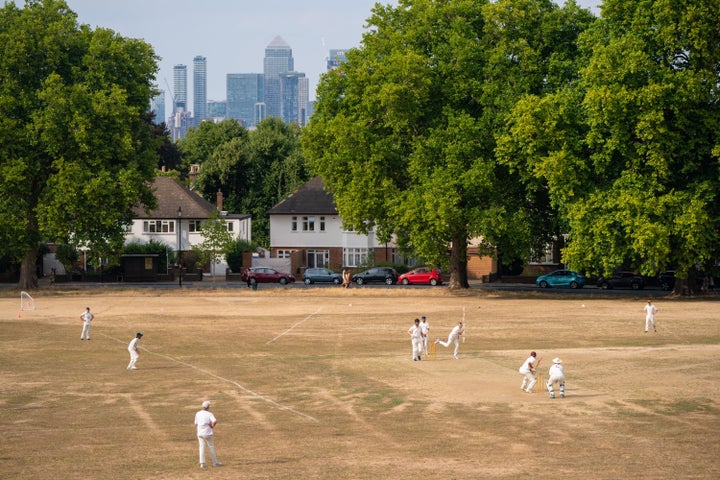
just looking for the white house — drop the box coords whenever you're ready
[125,176,251,275]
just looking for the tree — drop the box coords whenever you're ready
[499,0,720,294]
[192,210,234,283]
[0,0,158,289]
[303,0,594,288]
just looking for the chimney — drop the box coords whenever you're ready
[216,190,223,211]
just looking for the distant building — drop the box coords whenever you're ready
[280,72,308,125]
[207,100,227,120]
[227,73,264,127]
[173,64,187,112]
[149,90,165,125]
[193,56,207,127]
[327,49,348,70]
[263,36,294,120]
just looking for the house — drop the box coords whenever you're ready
[269,176,500,280]
[268,177,402,274]
[125,176,251,275]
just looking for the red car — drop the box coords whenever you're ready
[241,267,295,285]
[398,267,442,286]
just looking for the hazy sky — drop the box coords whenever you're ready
[31,1,600,113]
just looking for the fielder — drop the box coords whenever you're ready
[127,332,143,370]
[194,400,222,469]
[419,316,430,356]
[519,351,537,393]
[435,321,464,359]
[408,318,424,361]
[546,357,565,398]
[644,299,658,333]
[80,306,94,340]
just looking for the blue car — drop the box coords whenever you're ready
[536,269,585,289]
[303,267,343,285]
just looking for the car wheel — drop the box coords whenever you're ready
[249,277,257,285]
[631,282,641,290]
[279,277,288,285]
[539,280,548,288]
[333,278,341,285]
[402,278,409,285]
[570,281,579,289]
[385,277,393,285]
[599,282,609,290]
[430,278,438,286]
[660,282,671,291]
[304,278,311,285]
[356,278,364,285]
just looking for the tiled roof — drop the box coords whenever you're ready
[268,176,338,215]
[133,176,218,219]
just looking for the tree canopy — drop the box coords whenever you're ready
[303,0,595,288]
[498,0,720,292]
[0,0,159,288]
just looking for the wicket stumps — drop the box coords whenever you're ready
[534,373,545,393]
[428,342,436,358]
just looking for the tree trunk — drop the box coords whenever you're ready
[448,236,469,289]
[19,249,39,290]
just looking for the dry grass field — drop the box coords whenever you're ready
[1,286,719,479]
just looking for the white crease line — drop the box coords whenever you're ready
[266,306,323,345]
[100,333,319,423]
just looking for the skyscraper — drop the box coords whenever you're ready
[327,49,348,70]
[280,72,309,126]
[227,73,264,127]
[173,64,187,112]
[149,90,165,125]
[263,36,293,119]
[193,56,207,127]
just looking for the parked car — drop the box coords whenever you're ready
[303,267,343,285]
[351,267,398,285]
[597,271,644,290]
[658,270,676,291]
[398,267,442,286]
[241,267,295,285]
[535,269,585,289]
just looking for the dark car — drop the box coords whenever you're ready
[303,267,343,285]
[597,271,644,290]
[351,267,398,285]
[241,267,295,285]
[398,267,442,286]
[658,270,676,291]
[535,269,585,289]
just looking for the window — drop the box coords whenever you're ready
[277,250,295,259]
[319,216,326,232]
[291,216,298,232]
[143,220,175,233]
[529,243,556,264]
[188,220,202,233]
[307,250,329,268]
[343,248,368,267]
[226,222,234,232]
[302,216,315,231]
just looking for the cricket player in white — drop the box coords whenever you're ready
[519,351,537,393]
[644,299,658,333]
[546,357,565,398]
[435,321,464,359]
[408,318,424,361]
[194,401,222,468]
[127,332,143,370]
[80,306,93,340]
[419,316,430,356]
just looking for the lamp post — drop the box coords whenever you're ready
[177,206,183,287]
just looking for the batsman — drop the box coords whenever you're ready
[518,351,538,393]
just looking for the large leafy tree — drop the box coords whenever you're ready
[303,0,594,288]
[499,0,720,293]
[0,0,159,289]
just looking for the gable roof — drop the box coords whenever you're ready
[268,176,338,215]
[133,176,218,219]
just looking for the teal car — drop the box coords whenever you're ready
[536,270,585,289]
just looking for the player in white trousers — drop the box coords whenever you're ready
[435,321,464,359]
[194,400,222,468]
[127,332,143,369]
[408,318,424,361]
[546,357,565,398]
[643,299,658,333]
[419,316,430,356]
[519,351,537,393]
[80,306,93,340]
